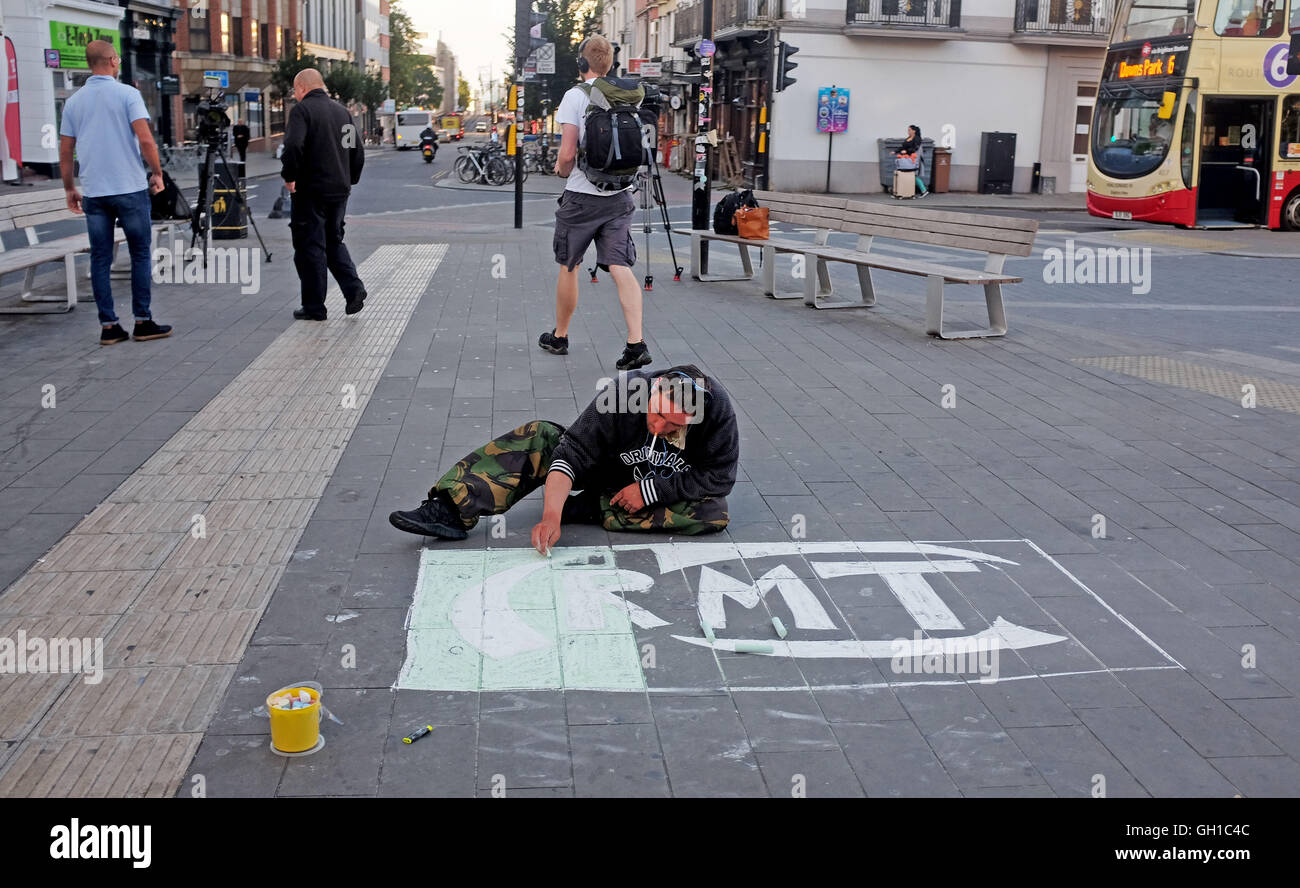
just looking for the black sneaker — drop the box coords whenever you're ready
[616,340,652,371]
[132,320,172,341]
[388,494,470,540]
[538,329,568,355]
[100,324,129,346]
[345,288,366,315]
[293,308,327,321]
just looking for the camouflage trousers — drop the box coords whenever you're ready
[430,420,729,535]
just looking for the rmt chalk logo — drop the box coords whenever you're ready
[396,540,1178,692]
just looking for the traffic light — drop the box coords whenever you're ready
[612,42,622,76]
[776,42,799,92]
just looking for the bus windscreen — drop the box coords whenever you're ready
[1114,0,1197,42]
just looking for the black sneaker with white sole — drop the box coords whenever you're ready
[615,340,652,371]
[388,493,470,540]
[538,329,568,355]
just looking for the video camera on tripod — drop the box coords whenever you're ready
[195,86,231,147]
[188,77,272,262]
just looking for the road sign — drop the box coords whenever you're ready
[536,42,555,75]
[203,70,229,88]
[639,61,663,78]
[697,39,715,57]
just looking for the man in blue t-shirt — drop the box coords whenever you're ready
[59,40,171,346]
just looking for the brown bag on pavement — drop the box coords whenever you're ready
[734,205,770,240]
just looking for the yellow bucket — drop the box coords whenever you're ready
[267,683,323,754]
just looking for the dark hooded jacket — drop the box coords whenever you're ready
[547,364,739,507]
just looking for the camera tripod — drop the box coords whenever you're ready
[190,138,272,263]
[587,123,682,290]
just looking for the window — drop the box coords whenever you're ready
[232,17,243,56]
[1180,88,1197,186]
[1114,0,1196,42]
[250,20,259,57]
[1214,0,1285,36]
[1293,0,1300,31]
[282,28,291,59]
[220,13,230,54]
[1092,85,1179,178]
[1281,96,1300,159]
[189,11,210,53]
[259,22,270,59]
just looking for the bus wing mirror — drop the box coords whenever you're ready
[1289,35,1300,75]
[1157,92,1176,120]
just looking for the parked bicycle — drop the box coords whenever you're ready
[454,144,510,185]
[453,143,533,186]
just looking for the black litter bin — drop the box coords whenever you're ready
[878,138,934,191]
[211,160,247,240]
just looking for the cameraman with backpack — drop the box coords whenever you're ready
[538,35,653,372]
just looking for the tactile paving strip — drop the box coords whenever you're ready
[0,243,447,796]
[1074,354,1300,415]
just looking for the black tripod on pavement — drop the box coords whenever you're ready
[587,123,683,289]
[190,137,272,264]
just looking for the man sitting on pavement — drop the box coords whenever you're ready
[389,365,739,553]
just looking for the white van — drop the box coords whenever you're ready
[395,109,433,150]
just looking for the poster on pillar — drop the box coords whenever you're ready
[817,86,849,134]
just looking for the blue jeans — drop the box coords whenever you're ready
[83,190,153,325]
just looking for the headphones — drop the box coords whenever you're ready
[577,37,590,73]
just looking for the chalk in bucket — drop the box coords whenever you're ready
[267,681,325,756]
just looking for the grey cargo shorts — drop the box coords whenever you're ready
[553,189,636,271]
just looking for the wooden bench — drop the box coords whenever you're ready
[687,191,1038,338]
[0,189,178,315]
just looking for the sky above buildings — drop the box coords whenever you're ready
[408,0,516,98]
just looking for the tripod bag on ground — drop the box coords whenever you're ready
[152,169,192,221]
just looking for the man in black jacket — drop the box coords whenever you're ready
[281,68,367,320]
[389,365,738,553]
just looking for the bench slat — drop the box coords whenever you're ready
[839,197,1038,233]
[0,247,77,275]
[0,189,69,214]
[755,190,1038,257]
[806,244,1022,284]
[838,205,1037,246]
[12,208,81,229]
[835,219,1031,257]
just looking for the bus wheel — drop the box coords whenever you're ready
[1283,190,1300,231]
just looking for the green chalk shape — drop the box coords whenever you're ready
[771,617,788,639]
[733,641,775,654]
[701,621,716,643]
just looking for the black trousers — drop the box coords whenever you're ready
[234,142,248,163]
[289,191,365,316]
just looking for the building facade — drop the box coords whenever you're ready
[2,0,127,174]
[301,0,353,62]
[434,37,455,112]
[175,0,300,150]
[356,0,388,81]
[669,0,1113,193]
